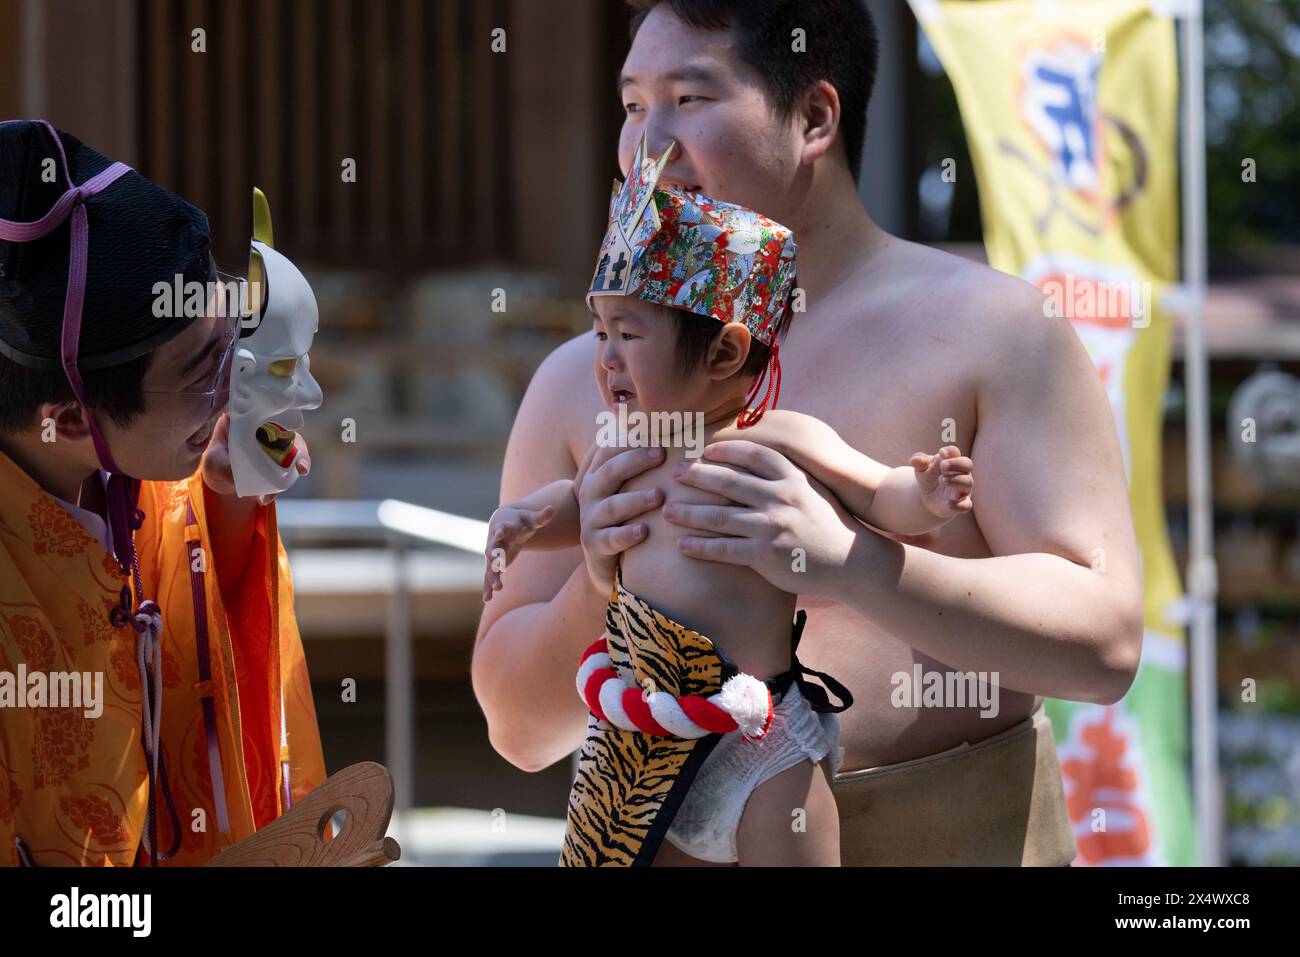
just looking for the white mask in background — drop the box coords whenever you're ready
[228,189,323,499]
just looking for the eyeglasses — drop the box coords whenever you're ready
[141,273,244,410]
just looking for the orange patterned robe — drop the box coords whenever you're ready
[0,450,326,865]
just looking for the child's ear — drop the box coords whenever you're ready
[707,324,751,380]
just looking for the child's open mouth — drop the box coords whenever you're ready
[612,389,635,404]
[664,179,703,195]
[255,421,299,469]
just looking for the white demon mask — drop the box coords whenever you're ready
[228,189,323,499]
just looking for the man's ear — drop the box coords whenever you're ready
[707,324,751,380]
[799,79,842,167]
[38,401,94,442]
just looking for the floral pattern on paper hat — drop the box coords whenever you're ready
[588,131,797,349]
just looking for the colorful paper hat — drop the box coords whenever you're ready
[588,133,796,426]
[588,132,797,349]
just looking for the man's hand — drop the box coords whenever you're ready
[576,444,665,594]
[910,445,974,519]
[483,504,556,602]
[663,439,860,596]
[198,413,310,596]
[200,413,311,504]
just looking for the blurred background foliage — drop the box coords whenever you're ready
[913,0,1300,266]
[1204,0,1300,254]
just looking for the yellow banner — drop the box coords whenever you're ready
[912,0,1195,864]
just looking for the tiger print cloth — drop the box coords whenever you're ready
[559,565,737,867]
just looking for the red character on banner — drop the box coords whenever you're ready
[1059,706,1155,864]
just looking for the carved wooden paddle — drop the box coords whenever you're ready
[205,761,401,867]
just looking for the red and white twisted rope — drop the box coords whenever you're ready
[576,635,775,741]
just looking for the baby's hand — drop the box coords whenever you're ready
[909,446,974,519]
[483,504,556,602]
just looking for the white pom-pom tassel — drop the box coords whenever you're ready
[715,674,771,739]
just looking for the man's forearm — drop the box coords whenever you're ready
[472,561,607,772]
[829,527,1142,704]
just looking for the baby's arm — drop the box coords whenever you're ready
[498,480,579,548]
[482,479,577,601]
[750,411,973,536]
[482,444,606,601]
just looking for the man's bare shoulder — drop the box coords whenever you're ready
[527,331,597,399]
[877,241,1107,422]
[521,329,601,416]
[879,238,1047,328]
[859,237,1065,387]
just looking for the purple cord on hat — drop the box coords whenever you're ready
[0,118,140,572]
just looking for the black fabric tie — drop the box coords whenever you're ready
[765,609,854,715]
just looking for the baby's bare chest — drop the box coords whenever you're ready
[617,446,734,513]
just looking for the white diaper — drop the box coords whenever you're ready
[664,681,844,863]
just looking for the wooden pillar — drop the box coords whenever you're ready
[0,0,21,119]
[507,0,611,282]
[23,0,138,165]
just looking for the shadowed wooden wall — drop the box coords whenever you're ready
[8,0,631,281]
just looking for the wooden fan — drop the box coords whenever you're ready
[205,762,401,867]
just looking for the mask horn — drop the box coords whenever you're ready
[247,249,267,317]
[253,186,275,248]
[247,187,274,317]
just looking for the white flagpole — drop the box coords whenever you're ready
[1176,0,1221,867]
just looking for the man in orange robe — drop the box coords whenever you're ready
[0,120,326,866]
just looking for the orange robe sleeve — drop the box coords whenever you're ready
[131,473,328,864]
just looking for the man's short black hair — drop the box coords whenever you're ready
[0,351,153,434]
[670,303,791,380]
[627,0,879,179]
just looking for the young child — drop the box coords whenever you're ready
[485,134,974,867]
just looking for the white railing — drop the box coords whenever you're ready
[276,499,489,838]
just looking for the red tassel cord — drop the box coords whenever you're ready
[736,342,782,429]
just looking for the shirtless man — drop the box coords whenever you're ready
[472,0,1143,865]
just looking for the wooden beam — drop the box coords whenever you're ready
[508,0,605,278]
[0,0,22,119]
[293,0,319,254]
[30,0,138,163]
[400,0,425,248]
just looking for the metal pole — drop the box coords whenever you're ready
[386,533,415,841]
[1177,0,1221,867]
